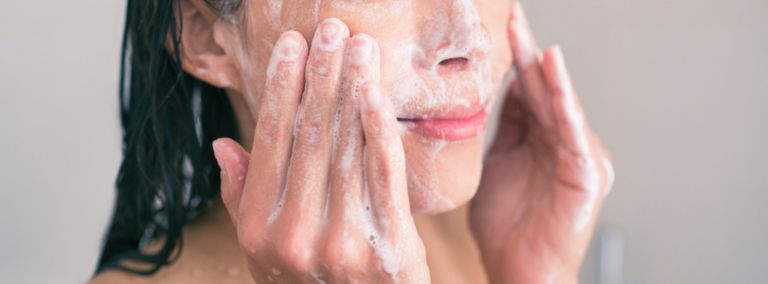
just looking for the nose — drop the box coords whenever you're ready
[414,0,491,72]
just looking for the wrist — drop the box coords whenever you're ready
[482,256,579,284]
[488,271,578,284]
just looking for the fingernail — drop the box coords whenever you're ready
[275,32,302,61]
[212,140,231,183]
[316,18,345,52]
[361,84,382,111]
[350,34,372,65]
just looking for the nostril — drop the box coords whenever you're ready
[438,57,469,72]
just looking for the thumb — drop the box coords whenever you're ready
[212,138,250,222]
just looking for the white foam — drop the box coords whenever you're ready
[265,0,283,30]
[406,140,456,212]
[339,134,357,173]
[266,199,284,225]
[243,0,509,221]
[361,185,401,283]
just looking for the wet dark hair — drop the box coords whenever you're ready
[96,0,243,275]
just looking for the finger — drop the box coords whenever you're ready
[358,83,428,284]
[240,31,308,226]
[323,36,380,281]
[542,46,591,156]
[508,1,555,129]
[542,46,602,195]
[328,34,378,225]
[212,138,250,222]
[359,82,411,237]
[543,47,615,197]
[279,18,349,240]
[283,18,348,213]
[541,46,603,228]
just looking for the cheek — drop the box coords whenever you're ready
[478,0,513,82]
[236,0,416,118]
[234,1,320,118]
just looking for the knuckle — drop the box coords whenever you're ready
[295,127,321,149]
[364,118,397,145]
[370,158,394,189]
[308,56,335,78]
[322,233,368,269]
[295,112,326,148]
[363,114,386,135]
[275,235,315,273]
[266,61,302,94]
[556,148,601,193]
[237,226,267,258]
[254,115,286,146]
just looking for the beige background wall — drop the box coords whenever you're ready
[1,0,765,283]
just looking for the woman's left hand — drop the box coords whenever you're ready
[470,2,615,283]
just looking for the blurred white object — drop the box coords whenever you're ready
[597,227,624,284]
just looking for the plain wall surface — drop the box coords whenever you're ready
[1,1,123,284]
[1,0,766,283]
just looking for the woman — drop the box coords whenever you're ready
[92,0,614,282]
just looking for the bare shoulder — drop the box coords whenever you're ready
[89,270,148,284]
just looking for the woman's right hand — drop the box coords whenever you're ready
[211,19,430,283]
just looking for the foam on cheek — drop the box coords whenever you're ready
[384,0,504,213]
[265,0,284,29]
[263,0,324,36]
[425,141,455,209]
[449,0,498,105]
[406,139,455,212]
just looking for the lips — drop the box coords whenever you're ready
[390,51,494,141]
[398,105,488,142]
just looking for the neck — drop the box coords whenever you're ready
[185,201,240,246]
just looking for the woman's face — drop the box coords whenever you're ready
[224,0,512,213]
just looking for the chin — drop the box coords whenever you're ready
[402,130,486,215]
